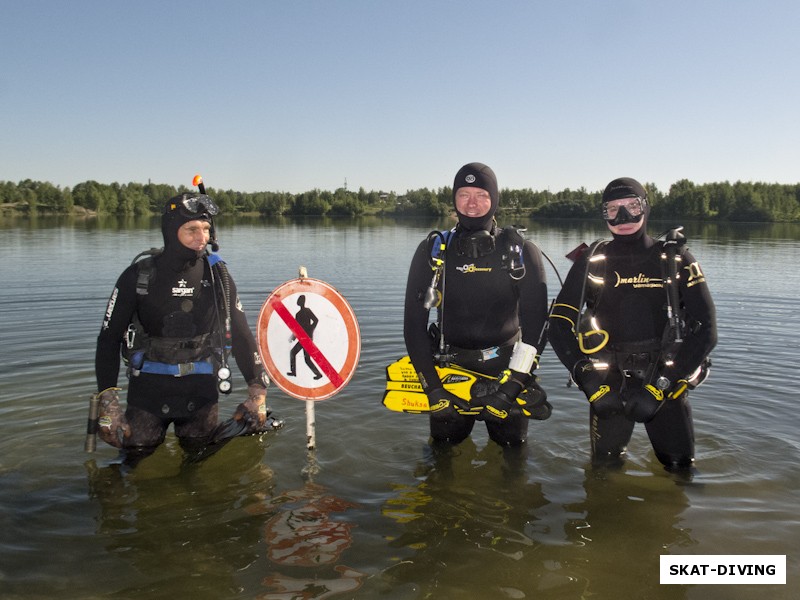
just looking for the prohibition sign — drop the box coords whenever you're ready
[256,277,360,401]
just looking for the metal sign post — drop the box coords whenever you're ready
[256,268,361,467]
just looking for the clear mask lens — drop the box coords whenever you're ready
[602,197,645,221]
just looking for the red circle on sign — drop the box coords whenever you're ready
[257,278,360,401]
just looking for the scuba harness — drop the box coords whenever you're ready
[423,224,541,367]
[123,247,235,394]
[568,227,710,392]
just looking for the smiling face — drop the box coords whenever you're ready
[177,219,211,252]
[454,186,492,218]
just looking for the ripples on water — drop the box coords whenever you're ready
[0,218,798,599]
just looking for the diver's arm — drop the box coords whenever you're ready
[227,274,267,386]
[548,257,590,377]
[517,241,549,367]
[403,240,441,391]
[668,249,717,378]
[95,266,138,391]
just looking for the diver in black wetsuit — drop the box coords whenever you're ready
[548,177,717,470]
[403,162,549,447]
[94,192,272,466]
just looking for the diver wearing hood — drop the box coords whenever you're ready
[548,177,717,471]
[93,192,272,466]
[403,162,550,447]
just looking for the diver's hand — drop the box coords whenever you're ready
[474,388,516,424]
[96,387,131,448]
[427,387,477,418]
[517,379,552,420]
[573,360,624,418]
[234,384,268,430]
[623,383,665,423]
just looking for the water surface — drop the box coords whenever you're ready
[0,217,797,599]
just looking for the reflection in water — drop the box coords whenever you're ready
[380,439,556,598]
[563,463,696,598]
[253,482,366,599]
[264,484,358,566]
[87,441,366,600]
[380,437,700,598]
[86,438,277,600]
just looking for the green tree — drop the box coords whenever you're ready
[291,189,330,215]
[72,180,119,213]
[707,182,734,219]
[0,181,22,204]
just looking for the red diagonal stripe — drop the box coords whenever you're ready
[271,298,344,388]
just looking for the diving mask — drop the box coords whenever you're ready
[166,194,220,218]
[602,196,646,226]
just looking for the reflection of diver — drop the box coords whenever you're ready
[381,439,547,597]
[84,441,276,597]
[259,483,366,598]
[562,464,696,597]
[287,295,323,380]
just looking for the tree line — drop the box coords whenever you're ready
[2,178,799,222]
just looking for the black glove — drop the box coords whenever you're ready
[474,389,515,424]
[622,383,665,423]
[573,360,624,418]
[474,371,527,424]
[517,379,552,421]
[427,387,477,418]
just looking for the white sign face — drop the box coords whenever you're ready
[257,278,360,401]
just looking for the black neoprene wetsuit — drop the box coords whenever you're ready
[403,226,549,445]
[96,249,264,451]
[549,232,717,467]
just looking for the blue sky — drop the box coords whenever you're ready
[2,1,798,195]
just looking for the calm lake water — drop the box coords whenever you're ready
[1,216,798,599]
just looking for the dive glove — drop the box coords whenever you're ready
[95,387,131,448]
[623,383,665,423]
[573,359,624,418]
[475,370,552,423]
[427,387,478,417]
[233,384,269,432]
[474,369,525,424]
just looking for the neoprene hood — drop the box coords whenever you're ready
[453,162,499,232]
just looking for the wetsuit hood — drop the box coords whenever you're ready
[602,177,650,244]
[453,162,499,233]
[161,193,215,260]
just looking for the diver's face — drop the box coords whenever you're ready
[607,217,644,236]
[604,198,645,235]
[455,186,492,218]
[177,220,211,251]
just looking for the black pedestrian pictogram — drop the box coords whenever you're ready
[287,295,323,379]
